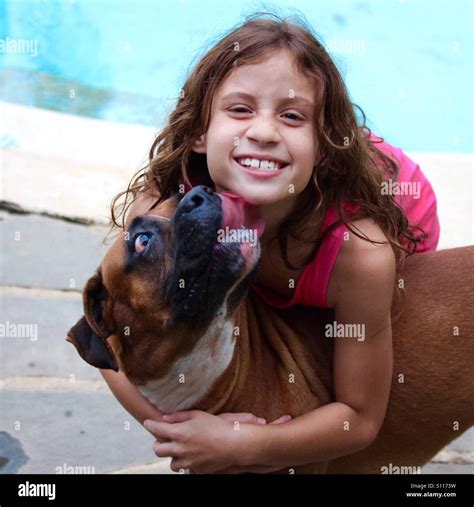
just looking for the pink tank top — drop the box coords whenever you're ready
[250,136,440,309]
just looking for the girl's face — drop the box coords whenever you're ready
[192,49,319,207]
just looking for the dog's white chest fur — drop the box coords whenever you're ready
[138,314,235,413]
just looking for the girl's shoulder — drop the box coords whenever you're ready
[368,132,421,180]
[298,203,392,309]
[325,217,395,308]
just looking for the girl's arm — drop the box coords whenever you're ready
[238,217,395,467]
[100,368,164,425]
[146,218,395,472]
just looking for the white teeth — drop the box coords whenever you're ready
[236,157,286,171]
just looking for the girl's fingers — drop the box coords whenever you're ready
[153,442,179,458]
[217,413,292,425]
[143,419,175,439]
[162,411,195,423]
[219,464,284,474]
[269,415,292,425]
[170,460,190,473]
[218,412,267,424]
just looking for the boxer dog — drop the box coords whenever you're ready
[67,185,474,474]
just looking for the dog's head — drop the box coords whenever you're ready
[66,185,264,384]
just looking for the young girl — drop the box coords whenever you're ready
[102,14,440,473]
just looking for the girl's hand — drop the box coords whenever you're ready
[217,412,292,426]
[215,413,292,473]
[144,410,291,474]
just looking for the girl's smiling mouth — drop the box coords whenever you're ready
[233,156,290,177]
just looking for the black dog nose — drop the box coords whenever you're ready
[179,186,215,214]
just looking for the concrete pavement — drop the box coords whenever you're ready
[0,210,173,474]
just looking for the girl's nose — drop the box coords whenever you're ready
[246,116,282,144]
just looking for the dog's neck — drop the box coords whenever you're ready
[137,293,334,418]
[137,302,242,413]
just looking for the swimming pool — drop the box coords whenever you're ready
[1,0,473,152]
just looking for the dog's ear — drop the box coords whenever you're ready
[66,316,118,371]
[66,270,118,371]
[83,269,110,338]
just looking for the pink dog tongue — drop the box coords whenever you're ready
[219,191,265,238]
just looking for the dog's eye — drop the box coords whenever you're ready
[134,233,151,254]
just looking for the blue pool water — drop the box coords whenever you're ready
[1,0,473,152]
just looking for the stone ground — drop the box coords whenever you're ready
[0,209,472,475]
[0,210,173,474]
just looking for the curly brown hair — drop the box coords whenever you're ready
[109,12,426,280]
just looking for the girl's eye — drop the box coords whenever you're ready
[229,106,251,114]
[134,233,152,254]
[229,107,303,121]
[282,112,303,121]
